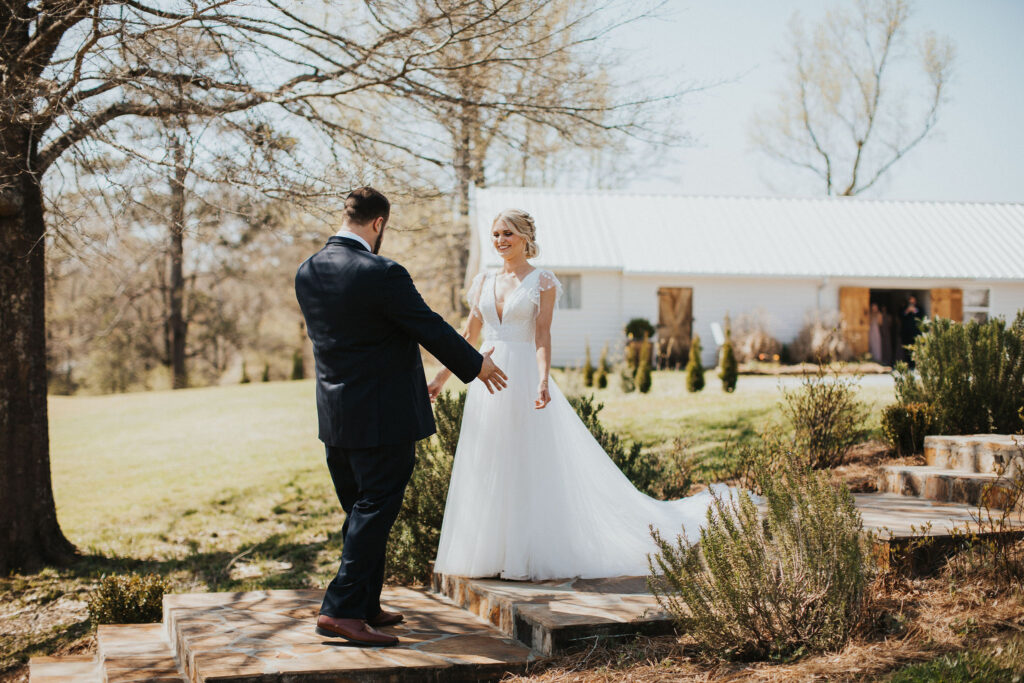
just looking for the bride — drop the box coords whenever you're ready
[428,209,735,580]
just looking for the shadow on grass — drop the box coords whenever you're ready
[58,526,342,593]
[0,523,345,674]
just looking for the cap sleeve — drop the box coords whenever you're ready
[465,271,487,320]
[529,270,563,309]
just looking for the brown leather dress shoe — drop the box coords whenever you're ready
[367,609,404,628]
[315,615,399,646]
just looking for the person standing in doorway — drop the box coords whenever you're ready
[900,295,925,367]
[869,303,883,362]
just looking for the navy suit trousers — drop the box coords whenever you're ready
[320,441,416,619]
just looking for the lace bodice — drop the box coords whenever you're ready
[466,269,562,344]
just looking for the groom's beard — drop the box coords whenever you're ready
[373,227,385,254]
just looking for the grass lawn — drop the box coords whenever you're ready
[47,369,894,556]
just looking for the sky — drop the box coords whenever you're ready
[611,0,1024,203]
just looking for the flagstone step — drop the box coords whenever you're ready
[97,623,184,682]
[164,588,534,682]
[29,655,100,683]
[878,465,1019,509]
[431,574,674,656]
[924,434,1023,476]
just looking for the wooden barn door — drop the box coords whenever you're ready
[839,287,870,357]
[930,288,963,322]
[657,287,693,368]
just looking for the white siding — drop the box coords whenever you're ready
[550,271,622,367]
[551,274,1024,370]
[621,275,821,367]
[989,283,1024,321]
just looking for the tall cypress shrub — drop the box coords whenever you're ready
[596,345,610,389]
[719,317,738,393]
[291,350,305,380]
[583,342,595,387]
[685,335,705,393]
[637,340,653,393]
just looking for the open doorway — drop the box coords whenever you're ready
[869,289,929,365]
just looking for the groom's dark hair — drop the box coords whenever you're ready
[344,186,390,226]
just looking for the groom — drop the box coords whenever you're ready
[295,187,507,646]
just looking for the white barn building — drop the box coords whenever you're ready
[467,187,1024,368]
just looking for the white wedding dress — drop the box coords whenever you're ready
[434,268,737,580]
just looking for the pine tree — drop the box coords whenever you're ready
[685,335,705,393]
[718,316,738,393]
[583,342,595,387]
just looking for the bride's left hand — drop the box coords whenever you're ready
[534,382,551,410]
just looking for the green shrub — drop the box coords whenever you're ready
[291,349,305,380]
[685,335,705,393]
[648,446,868,661]
[583,342,595,387]
[780,365,869,469]
[88,573,167,625]
[385,390,465,585]
[240,361,251,384]
[718,320,738,393]
[637,345,653,394]
[624,317,655,341]
[261,363,271,382]
[881,402,937,457]
[894,312,1024,435]
[568,395,691,499]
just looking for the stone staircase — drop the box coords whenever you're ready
[878,434,1024,510]
[31,588,534,683]
[29,623,181,682]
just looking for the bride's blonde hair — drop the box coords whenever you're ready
[493,209,539,259]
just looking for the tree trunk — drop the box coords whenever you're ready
[168,136,188,389]
[451,119,474,316]
[0,130,77,572]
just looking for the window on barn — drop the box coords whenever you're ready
[963,288,990,323]
[555,273,581,309]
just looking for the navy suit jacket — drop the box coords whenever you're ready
[295,236,483,449]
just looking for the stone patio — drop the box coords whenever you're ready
[165,588,534,682]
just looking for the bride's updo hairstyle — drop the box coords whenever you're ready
[493,209,540,259]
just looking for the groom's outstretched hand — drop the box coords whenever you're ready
[477,348,508,394]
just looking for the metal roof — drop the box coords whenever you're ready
[471,187,1024,280]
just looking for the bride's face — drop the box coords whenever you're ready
[492,221,525,261]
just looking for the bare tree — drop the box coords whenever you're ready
[367,0,682,310]
[0,0,683,571]
[751,0,955,196]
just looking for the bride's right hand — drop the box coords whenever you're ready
[427,375,446,402]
